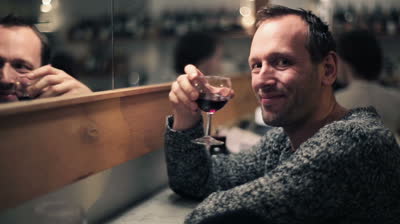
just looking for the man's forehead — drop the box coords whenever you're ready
[0,25,39,38]
[253,15,308,47]
[249,15,310,62]
[257,15,308,37]
[0,25,42,66]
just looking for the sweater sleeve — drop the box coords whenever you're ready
[184,121,400,224]
[164,116,281,199]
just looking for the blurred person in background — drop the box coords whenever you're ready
[335,29,400,143]
[0,15,91,103]
[174,32,223,76]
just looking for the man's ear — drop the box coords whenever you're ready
[321,51,338,86]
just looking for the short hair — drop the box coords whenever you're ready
[256,5,336,64]
[174,32,220,74]
[337,29,382,80]
[0,14,51,66]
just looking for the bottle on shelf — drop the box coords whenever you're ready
[343,4,356,31]
[386,7,399,36]
[369,4,386,35]
[333,4,346,33]
[356,5,370,30]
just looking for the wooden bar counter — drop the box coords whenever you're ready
[0,75,258,217]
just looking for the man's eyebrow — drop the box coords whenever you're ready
[11,58,34,69]
[248,53,262,64]
[248,52,294,64]
[268,52,293,59]
[248,57,256,64]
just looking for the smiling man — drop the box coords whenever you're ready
[0,15,91,103]
[165,5,400,224]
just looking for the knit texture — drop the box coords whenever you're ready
[164,107,400,224]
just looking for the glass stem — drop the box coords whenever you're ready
[205,112,213,136]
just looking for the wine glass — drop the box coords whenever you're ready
[192,76,232,146]
[14,75,33,101]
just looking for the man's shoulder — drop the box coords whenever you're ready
[300,107,399,160]
[323,107,396,146]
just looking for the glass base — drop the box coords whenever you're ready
[192,136,224,146]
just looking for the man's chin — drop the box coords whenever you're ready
[261,108,287,127]
[0,94,19,103]
[263,118,283,127]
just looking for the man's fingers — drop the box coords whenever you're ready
[184,64,211,94]
[184,64,206,80]
[219,87,234,98]
[176,75,199,101]
[229,89,235,99]
[170,93,197,113]
[37,81,71,98]
[28,75,64,97]
[37,80,89,98]
[184,64,198,79]
[26,65,60,80]
[24,64,92,97]
[171,81,198,111]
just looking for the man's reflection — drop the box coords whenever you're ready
[0,15,91,103]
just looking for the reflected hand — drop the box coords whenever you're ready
[26,65,92,98]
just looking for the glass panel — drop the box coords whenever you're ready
[58,0,113,91]
[0,0,113,94]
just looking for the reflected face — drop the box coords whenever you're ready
[0,26,42,103]
[249,15,323,127]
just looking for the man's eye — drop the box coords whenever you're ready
[275,58,292,68]
[251,63,262,70]
[12,62,32,73]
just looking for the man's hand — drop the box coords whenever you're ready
[169,64,205,131]
[26,65,92,98]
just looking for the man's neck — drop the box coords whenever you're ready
[284,99,348,151]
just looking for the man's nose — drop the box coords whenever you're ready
[254,65,277,86]
[0,63,16,84]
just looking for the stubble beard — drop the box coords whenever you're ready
[261,83,316,128]
[261,99,295,127]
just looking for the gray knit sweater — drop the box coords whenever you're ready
[164,107,400,224]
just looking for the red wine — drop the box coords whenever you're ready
[196,97,228,113]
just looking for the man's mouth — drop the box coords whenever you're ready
[259,92,286,105]
[0,90,18,102]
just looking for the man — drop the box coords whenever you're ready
[335,29,400,143]
[0,15,91,103]
[165,5,400,224]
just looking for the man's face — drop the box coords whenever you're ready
[249,15,323,127]
[0,26,42,103]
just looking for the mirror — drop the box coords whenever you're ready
[58,0,113,91]
[0,0,252,106]
[0,0,113,105]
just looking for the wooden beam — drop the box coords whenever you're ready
[0,75,258,211]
